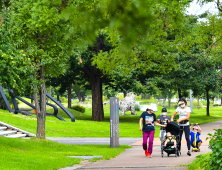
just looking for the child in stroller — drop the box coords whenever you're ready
[190,123,202,152]
[161,122,180,157]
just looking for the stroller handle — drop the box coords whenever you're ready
[190,123,199,125]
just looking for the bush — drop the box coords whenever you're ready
[60,97,68,103]
[213,104,221,107]
[71,105,85,113]
[191,101,204,109]
[206,129,222,169]
[135,104,140,111]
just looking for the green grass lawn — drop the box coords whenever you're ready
[0,104,222,138]
[0,137,130,170]
[187,152,210,170]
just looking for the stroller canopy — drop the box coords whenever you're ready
[166,122,180,136]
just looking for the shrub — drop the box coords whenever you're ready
[206,129,222,169]
[213,104,221,107]
[60,97,68,103]
[135,95,141,100]
[135,104,140,111]
[71,105,85,113]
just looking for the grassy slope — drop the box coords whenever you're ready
[0,137,130,170]
[0,104,222,138]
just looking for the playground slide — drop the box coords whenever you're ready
[1,85,75,122]
[46,93,75,122]
[24,96,67,122]
[0,85,14,113]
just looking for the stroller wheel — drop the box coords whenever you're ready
[167,153,169,157]
[198,149,200,152]
[161,153,163,158]
[175,153,177,157]
[192,149,193,152]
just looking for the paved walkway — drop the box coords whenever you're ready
[57,120,222,170]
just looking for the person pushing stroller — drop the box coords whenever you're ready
[158,108,171,143]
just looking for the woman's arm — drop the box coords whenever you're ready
[177,112,190,123]
[139,118,143,131]
[171,111,177,121]
[154,121,166,127]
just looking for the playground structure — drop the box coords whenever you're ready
[0,85,75,122]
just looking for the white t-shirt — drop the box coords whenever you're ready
[175,106,191,126]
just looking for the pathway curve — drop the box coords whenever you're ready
[58,120,222,170]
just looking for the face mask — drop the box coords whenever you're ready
[162,112,167,116]
[151,111,155,113]
[180,104,185,108]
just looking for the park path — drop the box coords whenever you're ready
[59,120,222,170]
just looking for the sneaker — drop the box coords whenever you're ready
[145,150,148,156]
[187,151,191,156]
[147,153,152,158]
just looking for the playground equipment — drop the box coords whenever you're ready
[0,84,75,122]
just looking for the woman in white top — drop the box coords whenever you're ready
[171,98,191,156]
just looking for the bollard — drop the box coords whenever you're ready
[110,97,119,148]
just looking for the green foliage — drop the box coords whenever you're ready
[206,129,222,169]
[135,104,140,111]
[140,97,157,104]
[71,105,86,113]
[192,101,204,109]
[10,0,74,79]
[188,153,211,170]
[60,97,68,103]
[213,104,221,106]
[0,7,35,95]
[135,95,141,100]
[61,0,191,75]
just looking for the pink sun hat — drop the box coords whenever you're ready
[193,126,198,130]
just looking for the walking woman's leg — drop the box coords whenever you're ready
[148,130,155,154]
[143,131,149,150]
[178,126,183,152]
[184,126,191,151]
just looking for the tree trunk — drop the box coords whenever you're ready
[178,88,182,99]
[100,83,104,119]
[221,96,222,105]
[198,95,199,110]
[206,90,210,116]
[49,86,51,103]
[36,65,46,138]
[163,97,166,103]
[123,91,127,98]
[91,76,104,121]
[169,98,171,108]
[81,91,86,103]
[75,91,81,103]
[57,95,60,102]
[68,83,72,109]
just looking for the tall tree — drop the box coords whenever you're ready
[80,34,113,121]
[10,0,74,138]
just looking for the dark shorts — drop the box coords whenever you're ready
[191,139,202,148]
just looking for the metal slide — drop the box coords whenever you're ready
[1,86,75,122]
[0,85,14,113]
[24,96,67,122]
[46,93,75,122]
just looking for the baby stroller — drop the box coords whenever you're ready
[161,122,180,157]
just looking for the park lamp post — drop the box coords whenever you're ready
[110,97,119,148]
